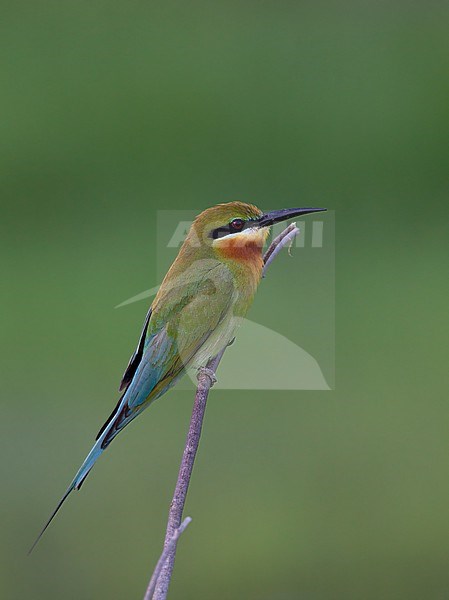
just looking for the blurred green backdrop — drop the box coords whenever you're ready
[1,1,448,599]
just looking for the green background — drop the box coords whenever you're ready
[1,2,448,599]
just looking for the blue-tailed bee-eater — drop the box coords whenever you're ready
[30,201,326,551]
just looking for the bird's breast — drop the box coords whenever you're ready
[190,289,243,368]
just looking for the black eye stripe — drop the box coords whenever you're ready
[210,218,251,239]
[211,227,231,239]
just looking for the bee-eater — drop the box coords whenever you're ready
[30,201,326,551]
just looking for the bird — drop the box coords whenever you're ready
[30,201,326,552]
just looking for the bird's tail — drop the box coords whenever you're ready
[28,436,105,554]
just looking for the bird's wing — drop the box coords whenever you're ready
[119,306,152,392]
[97,262,235,447]
[29,262,236,550]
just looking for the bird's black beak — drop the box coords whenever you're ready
[257,207,327,228]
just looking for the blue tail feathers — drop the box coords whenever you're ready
[28,436,106,554]
[72,437,105,490]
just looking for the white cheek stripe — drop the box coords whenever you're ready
[213,226,260,242]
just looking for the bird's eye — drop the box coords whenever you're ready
[210,218,246,239]
[229,218,244,231]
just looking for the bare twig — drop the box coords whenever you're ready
[146,224,299,600]
[143,517,192,600]
[151,349,225,600]
[262,222,299,276]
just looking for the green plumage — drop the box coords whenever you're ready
[30,201,325,551]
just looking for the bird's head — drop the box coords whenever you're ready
[187,201,326,262]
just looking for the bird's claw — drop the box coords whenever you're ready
[197,366,217,385]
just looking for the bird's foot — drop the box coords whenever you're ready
[197,366,217,386]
